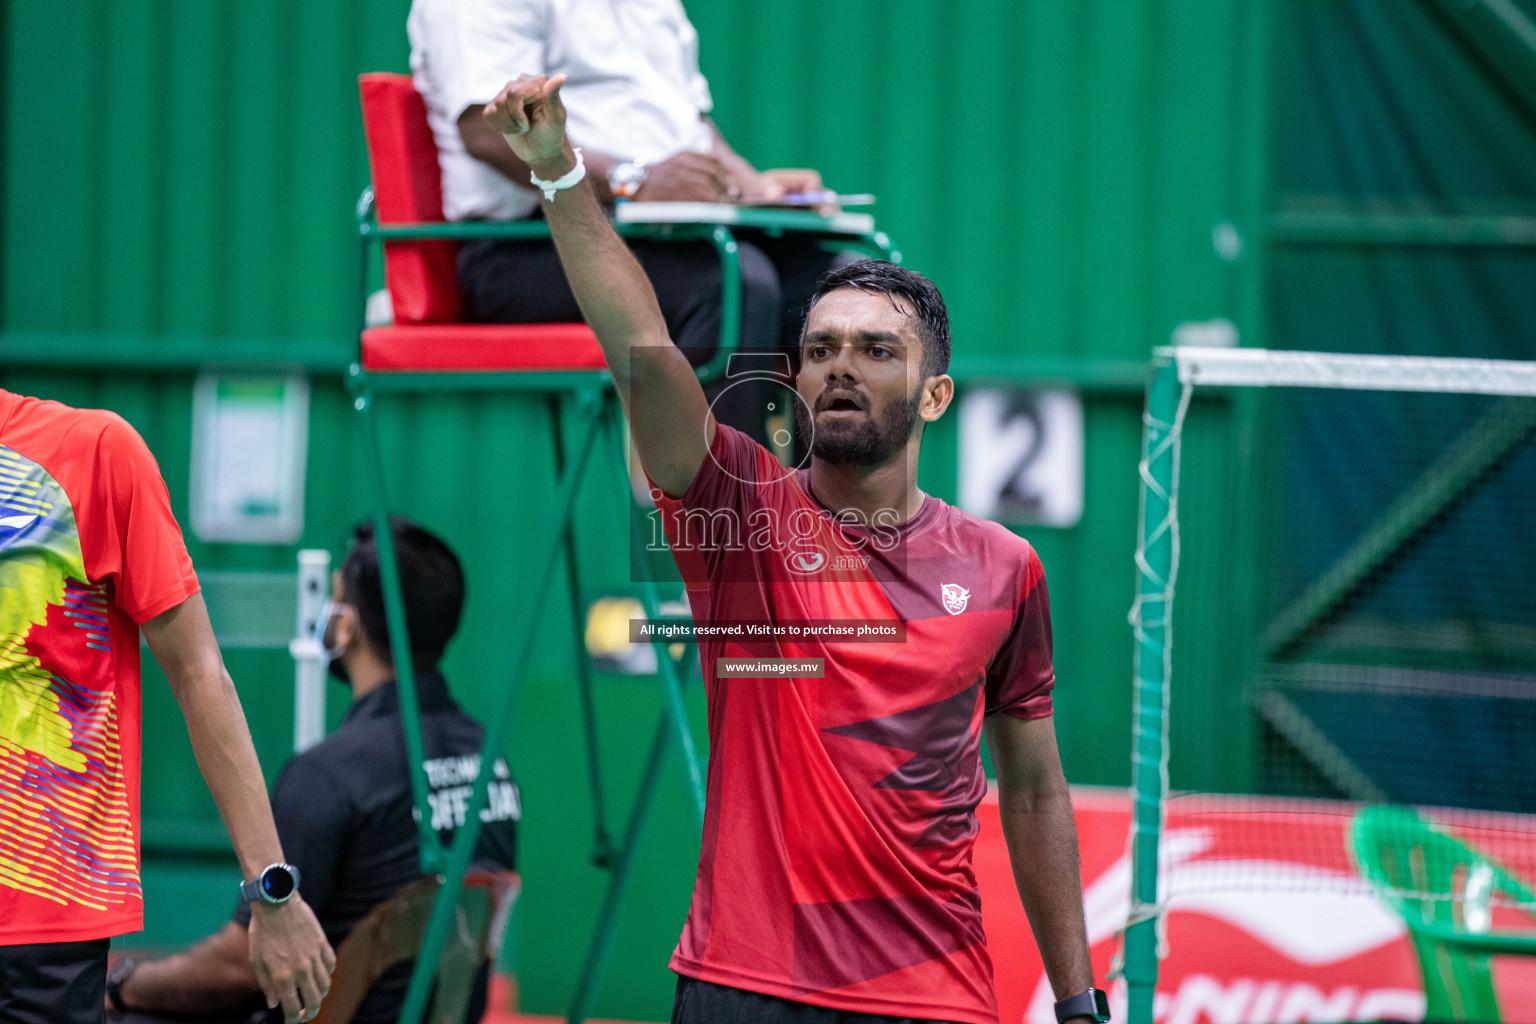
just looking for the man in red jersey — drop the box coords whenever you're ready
[484,76,1105,1024]
[0,390,334,1024]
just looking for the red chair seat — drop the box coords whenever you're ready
[361,323,608,372]
[359,73,604,376]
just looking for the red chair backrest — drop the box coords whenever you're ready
[358,73,462,325]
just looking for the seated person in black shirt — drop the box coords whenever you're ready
[106,518,519,1024]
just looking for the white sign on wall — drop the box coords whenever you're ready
[190,373,309,544]
[959,387,1084,528]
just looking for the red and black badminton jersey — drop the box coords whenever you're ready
[653,424,1055,1024]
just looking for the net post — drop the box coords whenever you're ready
[1125,353,1185,1023]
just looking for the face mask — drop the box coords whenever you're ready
[319,601,353,683]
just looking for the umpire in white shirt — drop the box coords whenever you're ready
[407,0,852,443]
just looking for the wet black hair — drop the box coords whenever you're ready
[804,259,952,379]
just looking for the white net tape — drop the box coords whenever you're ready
[1169,346,1536,395]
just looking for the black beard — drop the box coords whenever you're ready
[327,657,351,685]
[797,384,922,469]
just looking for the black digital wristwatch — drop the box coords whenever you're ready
[1055,987,1111,1023]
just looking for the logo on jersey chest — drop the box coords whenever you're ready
[940,583,970,615]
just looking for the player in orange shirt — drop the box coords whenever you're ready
[0,390,334,1024]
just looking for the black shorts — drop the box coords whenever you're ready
[671,975,965,1024]
[0,939,108,1024]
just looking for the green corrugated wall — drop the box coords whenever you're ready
[2,1,1271,1018]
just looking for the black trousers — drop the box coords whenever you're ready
[671,975,965,1024]
[458,232,850,446]
[0,939,108,1024]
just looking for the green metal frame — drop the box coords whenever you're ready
[1424,0,1536,120]
[1121,0,1536,1012]
[349,195,899,1024]
[1263,396,1536,658]
[352,373,704,1024]
[1268,210,1536,248]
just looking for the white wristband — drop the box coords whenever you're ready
[529,148,586,201]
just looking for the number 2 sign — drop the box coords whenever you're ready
[958,387,1084,528]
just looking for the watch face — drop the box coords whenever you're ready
[262,865,296,901]
[609,161,647,198]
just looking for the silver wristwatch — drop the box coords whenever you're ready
[607,160,648,201]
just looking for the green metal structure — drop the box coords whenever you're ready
[5,0,1534,1017]
[350,194,897,1023]
[1261,396,1536,660]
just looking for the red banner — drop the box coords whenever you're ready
[975,787,1536,1024]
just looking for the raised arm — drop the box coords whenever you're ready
[984,714,1097,1007]
[484,75,713,496]
[142,594,335,1024]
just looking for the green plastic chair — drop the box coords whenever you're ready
[1349,805,1536,1023]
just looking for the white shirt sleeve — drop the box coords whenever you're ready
[676,12,713,115]
[419,0,550,123]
